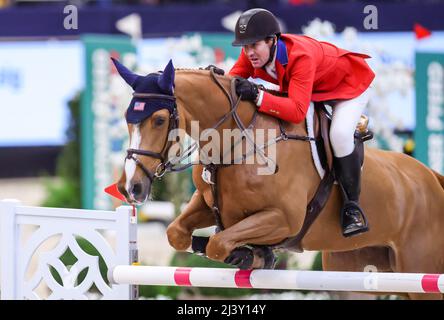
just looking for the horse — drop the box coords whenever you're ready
[113,59,444,300]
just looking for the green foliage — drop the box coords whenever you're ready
[138,278,182,300]
[50,237,108,291]
[41,92,82,208]
[151,170,194,214]
[311,252,323,271]
[41,178,81,208]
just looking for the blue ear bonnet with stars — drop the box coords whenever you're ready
[111,58,175,124]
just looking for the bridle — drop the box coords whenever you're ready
[125,92,179,183]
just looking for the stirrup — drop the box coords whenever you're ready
[341,201,369,238]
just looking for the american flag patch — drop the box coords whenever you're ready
[134,101,145,111]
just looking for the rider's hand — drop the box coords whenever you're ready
[235,78,259,102]
[204,64,225,75]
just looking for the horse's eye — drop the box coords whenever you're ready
[154,117,165,127]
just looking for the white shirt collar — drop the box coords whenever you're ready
[264,47,278,80]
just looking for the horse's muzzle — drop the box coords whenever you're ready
[130,181,147,203]
[118,179,151,205]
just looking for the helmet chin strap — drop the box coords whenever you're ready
[262,37,277,69]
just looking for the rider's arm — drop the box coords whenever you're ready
[229,50,255,79]
[257,55,316,124]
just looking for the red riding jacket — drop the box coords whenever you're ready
[229,34,375,124]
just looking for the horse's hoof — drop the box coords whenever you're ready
[253,246,277,269]
[191,235,210,255]
[224,247,254,269]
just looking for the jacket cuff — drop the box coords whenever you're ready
[258,91,278,115]
[256,90,264,106]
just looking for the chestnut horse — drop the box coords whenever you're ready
[114,60,444,299]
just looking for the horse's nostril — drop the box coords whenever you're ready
[131,183,143,197]
[118,183,129,199]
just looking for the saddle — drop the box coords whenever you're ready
[312,102,373,173]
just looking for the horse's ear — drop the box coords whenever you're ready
[111,57,139,89]
[157,59,175,94]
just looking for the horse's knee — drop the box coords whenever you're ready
[166,221,192,251]
[205,233,234,261]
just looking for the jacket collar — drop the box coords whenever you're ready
[276,39,288,66]
[251,38,288,86]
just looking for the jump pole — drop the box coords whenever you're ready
[108,266,444,294]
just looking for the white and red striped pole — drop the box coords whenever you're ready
[108,266,444,294]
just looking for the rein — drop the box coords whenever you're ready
[125,68,316,185]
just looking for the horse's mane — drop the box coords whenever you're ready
[175,68,289,98]
[175,68,202,71]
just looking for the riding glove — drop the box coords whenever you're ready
[235,78,259,102]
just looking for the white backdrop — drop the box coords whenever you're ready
[0,40,83,146]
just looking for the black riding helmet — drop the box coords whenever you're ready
[232,8,281,46]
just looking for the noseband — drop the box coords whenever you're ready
[125,92,179,183]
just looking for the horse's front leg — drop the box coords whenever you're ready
[166,190,215,251]
[205,209,295,269]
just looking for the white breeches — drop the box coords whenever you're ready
[329,86,372,157]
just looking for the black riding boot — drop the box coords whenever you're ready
[334,145,369,237]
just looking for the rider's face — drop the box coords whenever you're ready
[243,39,273,69]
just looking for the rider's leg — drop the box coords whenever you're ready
[330,87,372,237]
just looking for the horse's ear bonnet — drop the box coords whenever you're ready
[111,58,175,124]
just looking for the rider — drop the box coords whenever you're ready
[229,8,375,238]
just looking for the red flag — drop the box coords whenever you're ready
[104,183,126,202]
[414,23,431,40]
[104,183,136,217]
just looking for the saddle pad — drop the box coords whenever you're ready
[305,102,326,179]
